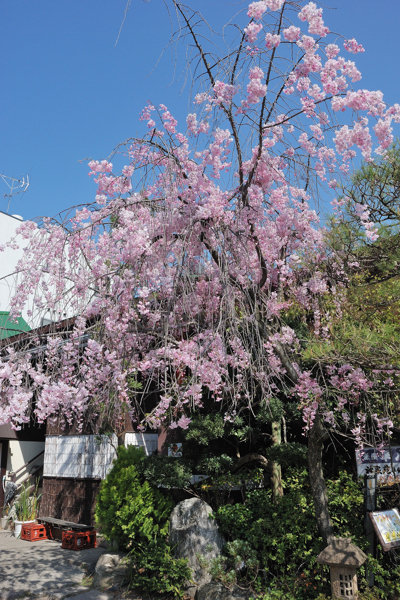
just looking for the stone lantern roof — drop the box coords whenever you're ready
[316,538,367,568]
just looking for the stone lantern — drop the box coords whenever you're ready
[316,538,367,599]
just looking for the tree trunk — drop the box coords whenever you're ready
[117,431,126,447]
[271,419,283,502]
[307,413,334,547]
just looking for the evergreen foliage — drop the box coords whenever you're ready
[95,445,173,551]
[95,445,191,598]
[214,470,400,600]
[137,454,193,490]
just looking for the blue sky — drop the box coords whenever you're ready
[1,1,400,221]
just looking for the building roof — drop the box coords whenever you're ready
[316,538,367,567]
[0,311,31,340]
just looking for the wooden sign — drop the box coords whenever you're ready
[369,509,400,551]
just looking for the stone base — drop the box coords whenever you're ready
[92,553,128,590]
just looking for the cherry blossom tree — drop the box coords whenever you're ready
[1,0,400,545]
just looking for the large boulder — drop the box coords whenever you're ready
[92,553,128,589]
[197,582,255,600]
[169,498,225,598]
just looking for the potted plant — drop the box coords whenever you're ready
[12,479,40,538]
[1,505,10,529]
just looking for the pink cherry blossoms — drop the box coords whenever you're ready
[0,0,396,455]
[245,66,267,105]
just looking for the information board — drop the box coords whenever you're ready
[369,509,400,551]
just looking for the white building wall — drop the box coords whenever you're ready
[6,440,45,485]
[0,211,31,324]
[43,433,158,479]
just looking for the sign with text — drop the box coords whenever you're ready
[369,509,400,551]
[356,446,400,485]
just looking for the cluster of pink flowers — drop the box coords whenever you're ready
[0,0,397,444]
[344,38,365,54]
[211,81,237,106]
[354,203,379,241]
[244,66,267,105]
[244,21,263,43]
[298,2,329,37]
[88,160,113,174]
[247,0,285,19]
[283,26,301,42]
[161,106,178,134]
[265,32,280,50]
[186,113,210,136]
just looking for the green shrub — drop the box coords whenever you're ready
[95,444,190,598]
[313,592,389,600]
[127,540,192,597]
[216,468,325,599]
[215,469,400,600]
[206,539,260,589]
[95,445,173,551]
[137,454,193,490]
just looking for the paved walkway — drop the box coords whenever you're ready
[0,529,112,600]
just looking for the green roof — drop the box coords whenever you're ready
[0,311,31,340]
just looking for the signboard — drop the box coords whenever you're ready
[168,443,183,458]
[355,446,400,485]
[369,509,400,551]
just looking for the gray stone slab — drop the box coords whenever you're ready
[42,587,90,599]
[61,590,112,600]
[0,589,89,600]
[11,592,112,600]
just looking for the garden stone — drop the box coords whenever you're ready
[92,553,128,590]
[169,498,225,598]
[197,581,255,600]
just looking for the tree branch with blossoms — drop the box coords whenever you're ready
[1,0,400,545]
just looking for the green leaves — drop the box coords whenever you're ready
[95,445,173,551]
[13,479,40,522]
[95,444,190,597]
[127,541,192,598]
[256,398,285,423]
[265,442,307,468]
[138,454,193,489]
[184,413,226,445]
[216,473,324,597]
[214,469,396,599]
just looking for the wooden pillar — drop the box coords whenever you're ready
[364,474,376,586]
